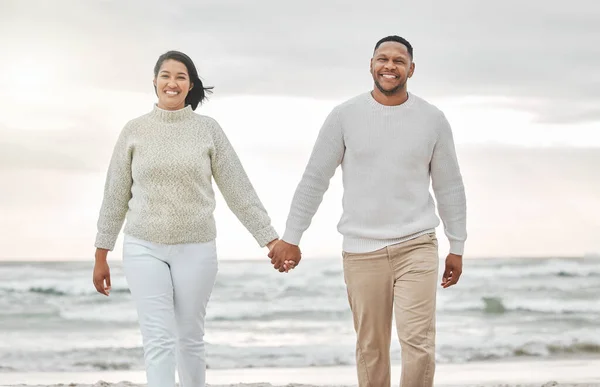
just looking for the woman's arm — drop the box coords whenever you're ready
[94,125,133,251]
[209,119,278,247]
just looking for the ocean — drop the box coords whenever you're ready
[0,256,599,373]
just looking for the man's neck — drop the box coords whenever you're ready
[371,88,409,106]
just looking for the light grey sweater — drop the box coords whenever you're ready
[95,105,278,251]
[282,92,467,255]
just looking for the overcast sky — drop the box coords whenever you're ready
[0,0,599,260]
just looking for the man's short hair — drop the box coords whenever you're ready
[374,36,413,58]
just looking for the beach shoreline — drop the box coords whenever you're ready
[2,358,600,387]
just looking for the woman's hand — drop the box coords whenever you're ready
[266,239,279,252]
[93,248,111,296]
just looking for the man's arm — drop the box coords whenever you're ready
[430,112,467,255]
[271,108,345,270]
[430,112,467,288]
[282,107,345,244]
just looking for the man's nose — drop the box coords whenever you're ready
[384,60,397,70]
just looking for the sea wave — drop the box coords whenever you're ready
[2,338,599,372]
[0,347,143,372]
[501,341,600,359]
[440,296,600,316]
[0,285,131,297]
[29,287,68,296]
[547,341,600,355]
[1,259,599,373]
[438,339,600,363]
[466,258,600,279]
[556,271,600,277]
[210,309,351,322]
[73,361,134,371]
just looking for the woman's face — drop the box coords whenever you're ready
[153,59,193,111]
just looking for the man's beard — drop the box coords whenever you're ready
[374,78,406,96]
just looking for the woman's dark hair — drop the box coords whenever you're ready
[153,50,213,110]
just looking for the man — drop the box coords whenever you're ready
[269,35,467,387]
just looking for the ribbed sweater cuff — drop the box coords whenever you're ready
[253,225,279,247]
[95,233,118,251]
[282,228,303,246]
[449,240,465,256]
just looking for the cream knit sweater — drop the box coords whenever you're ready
[95,105,278,251]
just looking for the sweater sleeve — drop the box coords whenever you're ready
[95,125,133,251]
[282,108,345,245]
[430,112,467,255]
[209,120,278,247]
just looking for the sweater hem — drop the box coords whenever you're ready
[342,229,436,254]
[122,225,217,246]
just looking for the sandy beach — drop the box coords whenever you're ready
[4,383,599,387]
[2,358,600,387]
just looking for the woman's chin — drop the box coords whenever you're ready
[159,100,185,110]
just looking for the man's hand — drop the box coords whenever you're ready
[268,240,301,273]
[441,253,462,288]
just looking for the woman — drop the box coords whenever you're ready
[92,50,290,387]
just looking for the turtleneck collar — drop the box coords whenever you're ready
[149,104,194,123]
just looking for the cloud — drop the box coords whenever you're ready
[0,123,112,172]
[2,0,599,124]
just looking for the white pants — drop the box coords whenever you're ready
[122,234,218,387]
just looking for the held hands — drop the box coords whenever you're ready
[441,253,462,288]
[267,239,301,273]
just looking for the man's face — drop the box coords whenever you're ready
[370,41,414,95]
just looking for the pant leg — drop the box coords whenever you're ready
[389,233,439,387]
[342,247,394,387]
[169,240,218,387]
[122,235,177,387]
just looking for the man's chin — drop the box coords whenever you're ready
[374,81,404,96]
[378,86,402,96]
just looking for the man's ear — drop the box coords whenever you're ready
[408,62,415,78]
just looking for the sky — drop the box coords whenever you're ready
[0,0,599,260]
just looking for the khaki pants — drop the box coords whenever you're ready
[342,233,439,387]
